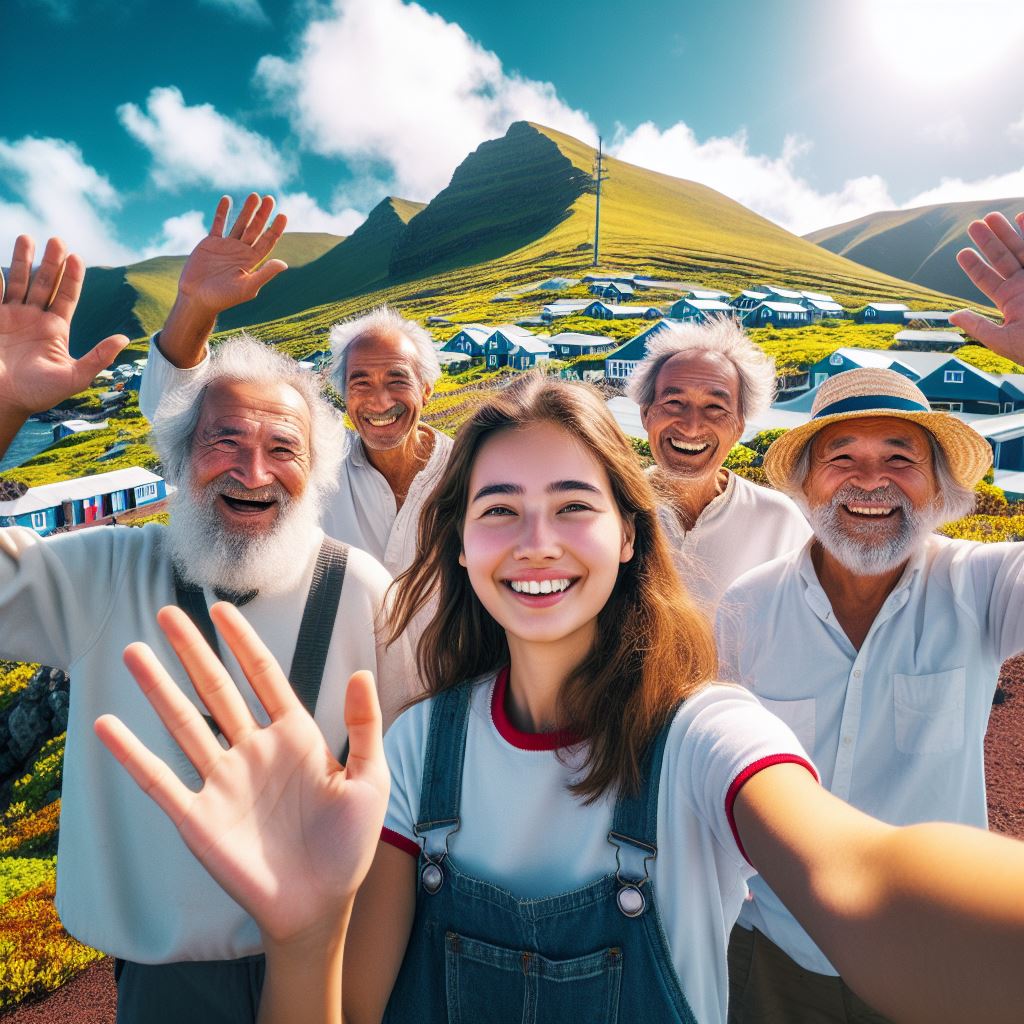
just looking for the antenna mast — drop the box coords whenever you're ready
[593,135,608,267]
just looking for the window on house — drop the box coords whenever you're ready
[136,482,159,501]
[944,370,964,383]
[830,354,844,366]
[30,511,46,529]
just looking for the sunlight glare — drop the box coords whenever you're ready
[862,0,1024,86]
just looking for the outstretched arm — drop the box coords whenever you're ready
[949,211,1024,362]
[95,603,389,1024]
[0,235,128,458]
[158,194,287,368]
[736,763,1024,1024]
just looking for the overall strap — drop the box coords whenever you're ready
[171,538,349,728]
[287,537,349,717]
[172,568,222,661]
[416,682,474,831]
[606,704,681,916]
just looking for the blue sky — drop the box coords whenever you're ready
[4,0,1024,265]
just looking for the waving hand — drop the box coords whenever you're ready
[950,211,1024,363]
[95,603,389,948]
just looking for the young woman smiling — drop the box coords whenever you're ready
[99,374,1024,1024]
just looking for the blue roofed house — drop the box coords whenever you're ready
[854,302,910,324]
[604,320,680,382]
[597,282,636,302]
[441,324,491,358]
[0,467,167,536]
[504,336,554,369]
[742,301,811,328]
[666,297,739,323]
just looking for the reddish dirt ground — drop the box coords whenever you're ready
[4,659,1022,1023]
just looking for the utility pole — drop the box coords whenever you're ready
[592,135,608,268]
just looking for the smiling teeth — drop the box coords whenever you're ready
[669,439,709,453]
[367,414,399,426]
[509,578,572,595]
[845,505,894,516]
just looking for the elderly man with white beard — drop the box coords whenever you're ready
[0,234,412,1024]
[715,365,1018,1024]
[138,194,453,589]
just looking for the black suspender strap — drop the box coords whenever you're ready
[288,537,349,717]
[171,537,350,723]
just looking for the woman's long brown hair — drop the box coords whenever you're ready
[389,373,717,802]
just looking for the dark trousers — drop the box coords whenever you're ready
[114,954,266,1024]
[727,924,893,1024]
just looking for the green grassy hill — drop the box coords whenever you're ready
[805,197,1024,306]
[217,200,423,332]
[69,232,343,356]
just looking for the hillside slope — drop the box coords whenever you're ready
[69,232,343,354]
[218,200,423,331]
[805,198,1024,305]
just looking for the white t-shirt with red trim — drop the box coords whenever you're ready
[382,668,816,1024]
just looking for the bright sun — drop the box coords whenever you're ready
[863,0,1024,85]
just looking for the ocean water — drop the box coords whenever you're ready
[0,419,54,471]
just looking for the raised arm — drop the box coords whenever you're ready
[157,194,287,369]
[95,603,389,1024]
[735,763,1024,1024]
[0,235,128,458]
[949,210,1024,362]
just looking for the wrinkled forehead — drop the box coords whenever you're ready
[810,416,934,459]
[196,378,312,439]
[653,350,741,403]
[345,330,422,382]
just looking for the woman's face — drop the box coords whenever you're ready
[459,420,634,651]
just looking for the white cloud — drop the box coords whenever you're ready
[118,86,293,191]
[610,120,895,235]
[197,0,268,22]
[140,210,209,258]
[903,168,1024,208]
[0,136,135,266]
[255,0,596,201]
[276,191,365,235]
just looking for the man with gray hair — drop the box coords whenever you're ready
[139,194,453,583]
[715,366,1017,1023]
[0,233,411,1023]
[626,317,810,610]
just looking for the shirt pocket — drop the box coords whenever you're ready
[756,695,816,755]
[893,668,966,755]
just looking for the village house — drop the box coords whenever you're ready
[52,419,109,443]
[681,288,730,302]
[603,320,679,381]
[756,285,806,303]
[582,300,664,321]
[666,297,739,324]
[484,329,552,369]
[545,332,619,358]
[801,298,846,321]
[893,329,966,352]
[541,301,590,321]
[854,302,911,324]
[742,301,811,328]
[731,290,769,312]
[0,467,167,536]
[903,310,954,328]
[589,282,636,302]
[441,324,491,358]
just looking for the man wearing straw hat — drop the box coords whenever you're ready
[717,365,1009,1023]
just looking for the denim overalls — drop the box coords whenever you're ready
[383,681,698,1023]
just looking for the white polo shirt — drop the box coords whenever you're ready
[715,533,1024,975]
[139,337,453,578]
[382,670,816,1024]
[653,470,811,612]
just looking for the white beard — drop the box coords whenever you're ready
[164,478,322,596]
[806,484,942,577]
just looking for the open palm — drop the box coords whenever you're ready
[176,195,288,315]
[95,603,389,946]
[950,211,1024,364]
[0,236,127,416]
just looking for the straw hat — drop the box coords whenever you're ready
[764,367,993,491]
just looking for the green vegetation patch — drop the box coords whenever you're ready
[0,856,57,904]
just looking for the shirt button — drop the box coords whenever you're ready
[842,736,852,746]
[853,670,862,678]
